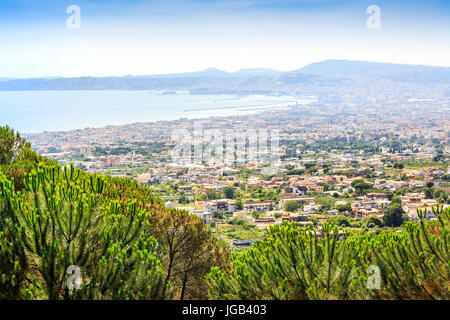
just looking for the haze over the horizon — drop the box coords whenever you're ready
[4,59,450,80]
[1,0,449,78]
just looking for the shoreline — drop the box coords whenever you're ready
[4,92,314,135]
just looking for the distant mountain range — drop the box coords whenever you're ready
[0,60,448,97]
[297,60,450,85]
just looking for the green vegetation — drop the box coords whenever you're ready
[336,203,351,212]
[274,212,283,219]
[208,205,450,299]
[297,139,381,155]
[383,203,406,227]
[2,125,449,300]
[326,215,351,227]
[0,126,31,165]
[424,187,449,204]
[0,164,165,299]
[223,186,235,199]
[313,195,337,212]
[366,216,383,228]
[0,126,225,300]
[351,179,371,195]
[284,201,299,212]
[287,169,305,175]
[240,186,281,203]
[216,221,265,244]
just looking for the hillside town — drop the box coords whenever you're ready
[24,96,450,248]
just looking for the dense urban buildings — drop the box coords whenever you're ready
[24,95,450,246]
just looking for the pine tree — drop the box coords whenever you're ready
[0,164,165,299]
[208,206,450,300]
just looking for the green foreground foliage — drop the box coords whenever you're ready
[0,164,165,299]
[0,163,226,300]
[0,126,226,300]
[207,206,450,300]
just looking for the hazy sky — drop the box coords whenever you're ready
[0,0,449,78]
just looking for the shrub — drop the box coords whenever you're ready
[284,201,299,212]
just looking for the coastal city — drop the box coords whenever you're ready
[24,94,450,248]
[1,0,450,306]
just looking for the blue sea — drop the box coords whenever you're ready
[0,90,312,133]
